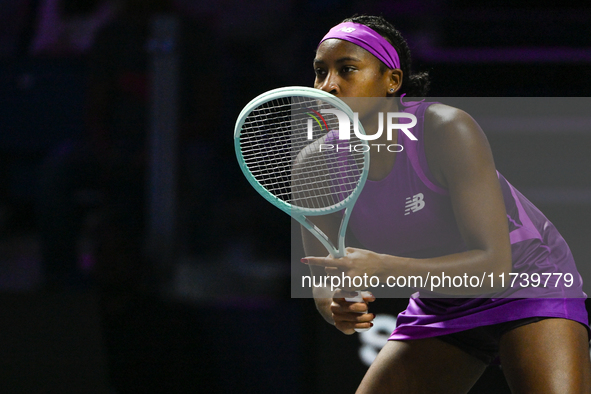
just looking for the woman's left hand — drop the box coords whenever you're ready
[302,247,385,291]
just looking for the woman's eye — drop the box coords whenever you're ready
[315,68,326,77]
[342,66,355,73]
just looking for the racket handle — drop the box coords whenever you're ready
[344,291,364,303]
[344,291,370,333]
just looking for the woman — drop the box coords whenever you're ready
[302,15,591,393]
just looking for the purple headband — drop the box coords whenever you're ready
[319,22,400,70]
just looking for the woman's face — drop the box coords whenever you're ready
[313,38,395,98]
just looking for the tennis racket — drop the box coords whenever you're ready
[234,86,370,321]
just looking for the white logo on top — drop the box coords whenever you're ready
[405,193,425,215]
[340,27,356,33]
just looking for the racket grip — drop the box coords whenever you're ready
[344,291,364,303]
[344,291,370,333]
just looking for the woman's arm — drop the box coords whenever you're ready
[301,213,375,334]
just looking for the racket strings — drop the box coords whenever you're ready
[239,95,366,210]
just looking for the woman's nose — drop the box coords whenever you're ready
[318,74,339,95]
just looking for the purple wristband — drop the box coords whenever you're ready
[319,22,400,70]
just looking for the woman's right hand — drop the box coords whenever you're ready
[330,290,376,335]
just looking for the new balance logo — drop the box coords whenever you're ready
[405,193,425,215]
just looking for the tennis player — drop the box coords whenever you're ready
[302,15,591,393]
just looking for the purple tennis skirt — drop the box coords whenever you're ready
[390,296,589,341]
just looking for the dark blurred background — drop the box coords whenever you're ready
[0,0,590,393]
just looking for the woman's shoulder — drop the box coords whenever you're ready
[421,103,491,185]
[422,103,485,148]
[424,103,478,133]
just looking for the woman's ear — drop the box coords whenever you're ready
[387,69,403,95]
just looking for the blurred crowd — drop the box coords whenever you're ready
[0,1,320,390]
[0,0,309,293]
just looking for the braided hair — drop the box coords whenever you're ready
[342,15,430,97]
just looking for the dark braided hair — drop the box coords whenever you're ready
[342,15,430,98]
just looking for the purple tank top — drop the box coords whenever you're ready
[344,101,588,339]
[348,103,464,259]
